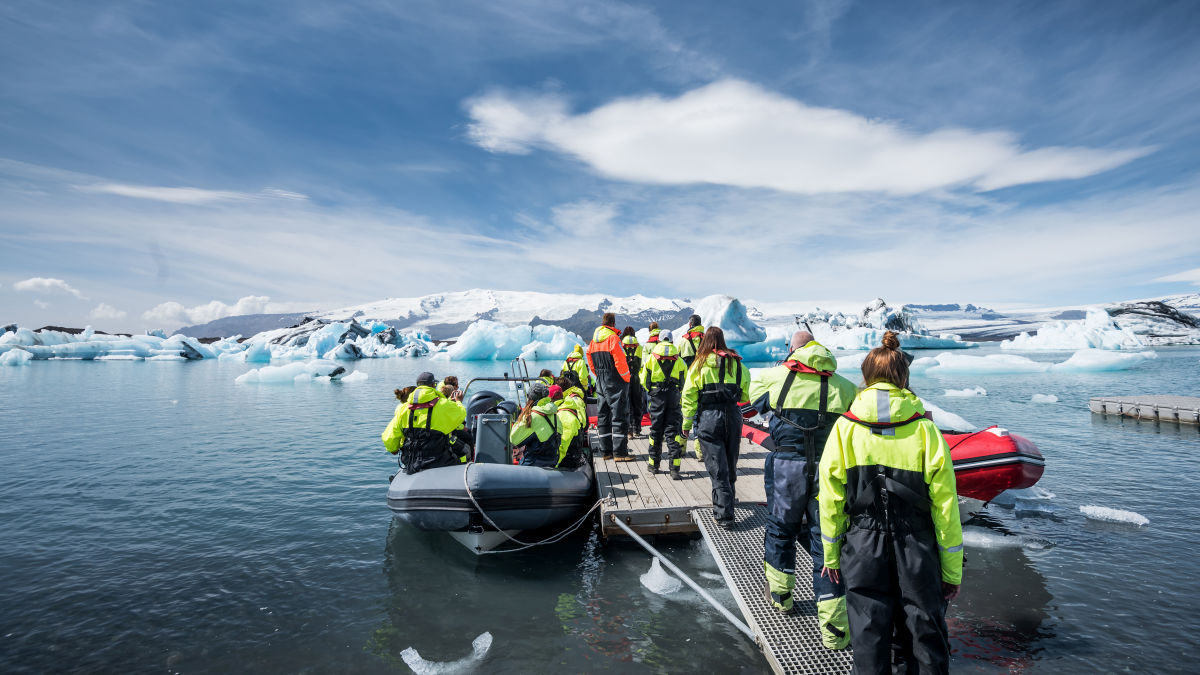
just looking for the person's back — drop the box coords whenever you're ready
[382,375,469,474]
[622,331,645,437]
[560,344,593,394]
[748,335,857,646]
[818,332,962,674]
[552,380,587,468]
[510,382,562,468]
[587,314,632,460]
[642,337,686,477]
[678,315,704,367]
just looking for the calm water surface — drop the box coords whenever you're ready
[1,346,1198,673]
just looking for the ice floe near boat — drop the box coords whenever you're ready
[1002,307,1146,350]
[1080,505,1149,526]
[401,631,493,675]
[640,558,683,595]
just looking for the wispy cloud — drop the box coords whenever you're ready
[13,277,87,299]
[467,79,1153,195]
[89,303,127,320]
[75,183,309,205]
[1153,267,1200,286]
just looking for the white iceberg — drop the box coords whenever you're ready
[923,352,1051,375]
[794,299,972,351]
[1030,393,1059,403]
[444,320,583,361]
[401,631,493,675]
[1,348,32,366]
[919,398,975,432]
[1080,505,1148,526]
[944,386,987,397]
[639,558,683,596]
[679,295,766,346]
[235,360,347,384]
[1002,307,1145,350]
[1049,349,1156,372]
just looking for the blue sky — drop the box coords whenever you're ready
[2,0,1199,330]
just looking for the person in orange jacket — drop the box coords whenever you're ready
[587,312,633,461]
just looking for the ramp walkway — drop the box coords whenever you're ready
[1090,395,1200,424]
[595,435,852,674]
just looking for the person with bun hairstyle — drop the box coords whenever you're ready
[681,327,751,527]
[818,331,963,673]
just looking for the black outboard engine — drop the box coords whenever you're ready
[466,390,507,434]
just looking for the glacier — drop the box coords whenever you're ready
[1001,307,1145,350]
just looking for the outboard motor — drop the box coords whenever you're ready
[466,390,506,434]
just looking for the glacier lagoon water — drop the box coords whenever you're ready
[2,345,1198,674]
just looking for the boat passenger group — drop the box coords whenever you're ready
[380,312,964,674]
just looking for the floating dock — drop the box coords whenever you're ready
[595,436,852,674]
[1089,395,1200,424]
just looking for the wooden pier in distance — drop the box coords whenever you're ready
[594,434,852,675]
[1089,395,1200,424]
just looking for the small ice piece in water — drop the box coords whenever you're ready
[836,351,868,372]
[919,398,975,432]
[640,558,683,595]
[340,370,368,383]
[1030,393,1058,403]
[961,526,1050,550]
[401,631,493,675]
[698,571,725,582]
[236,360,345,384]
[944,386,986,397]
[1080,505,1148,526]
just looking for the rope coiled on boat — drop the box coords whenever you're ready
[461,461,603,554]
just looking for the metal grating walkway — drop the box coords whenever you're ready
[694,505,853,675]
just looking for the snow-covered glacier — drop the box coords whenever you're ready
[1001,307,1146,350]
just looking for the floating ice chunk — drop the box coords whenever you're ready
[1030,393,1058,403]
[401,632,493,675]
[945,386,986,397]
[1002,307,1145,350]
[446,321,583,361]
[909,356,938,373]
[990,487,1056,514]
[0,348,32,366]
[1049,349,1156,372]
[698,571,725,582]
[919,398,975,432]
[836,352,868,372]
[1080,505,1148,526]
[340,370,369,383]
[640,558,683,595]
[961,526,1051,550]
[235,360,345,384]
[678,295,766,345]
[924,352,1050,375]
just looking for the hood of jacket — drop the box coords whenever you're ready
[847,382,925,423]
[786,341,838,373]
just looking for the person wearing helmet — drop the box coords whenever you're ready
[641,329,686,479]
[621,327,645,439]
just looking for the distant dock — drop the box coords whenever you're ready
[595,437,852,674]
[1089,395,1200,424]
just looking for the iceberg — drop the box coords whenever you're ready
[1,348,32,366]
[1030,393,1059,403]
[1080,505,1149,526]
[919,398,975,432]
[444,320,583,361]
[923,352,1051,375]
[679,295,766,345]
[794,299,972,351]
[1002,307,1145,350]
[1049,349,1156,372]
[235,360,348,384]
[944,386,986,397]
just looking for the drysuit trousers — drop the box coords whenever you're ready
[594,369,629,456]
[841,525,950,675]
[647,391,683,467]
[697,403,740,520]
[627,379,646,432]
[763,450,848,648]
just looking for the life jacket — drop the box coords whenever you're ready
[399,398,458,475]
[698,350,744,407]
[841,410,931,433]
[769,363,840,485]
[841,403,935,517]
[519,409,562,468]
[647,353,682,396]
[587,326,630,381]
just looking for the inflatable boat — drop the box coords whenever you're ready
[740,419,1045,521]
[387,386,596,554]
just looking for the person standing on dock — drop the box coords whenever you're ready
[622,327,646,438]
[587,313,634,461]
[382,371,469,474]
[677,314,704,368]
[749,331,857,648]
[681,327,751,527]
[818,331,963,675]
[641,330,686,478]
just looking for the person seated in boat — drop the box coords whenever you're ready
[550,381,586,469]
[509,381,563,468]
[681,327,751,528]
[641,330,686,479]
[818,331,963,674]
[621,327,645,438]
[382,371,469,474]
[437,375,464,402]
[587,313,633,461]
[560,344,594,396]
[677,314,704,367]
[748,330,857,647]
[393,385,416,402]
[538,369,555,386]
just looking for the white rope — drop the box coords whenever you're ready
[461,461,603,554]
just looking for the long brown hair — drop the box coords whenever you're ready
[648,321,659,331]
[516,397,538,426]
[861,331,909,388]
[691,326,738,374]
[394,385,416,401]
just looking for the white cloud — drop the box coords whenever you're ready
[89,303,127,320]
[466,79,1153,195]
[13,277,87,299]
[551,200,618,237]
[75,183,309,205]
[142,295,273,327]
[34,300,49,309]
[1153,267,1200,286]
